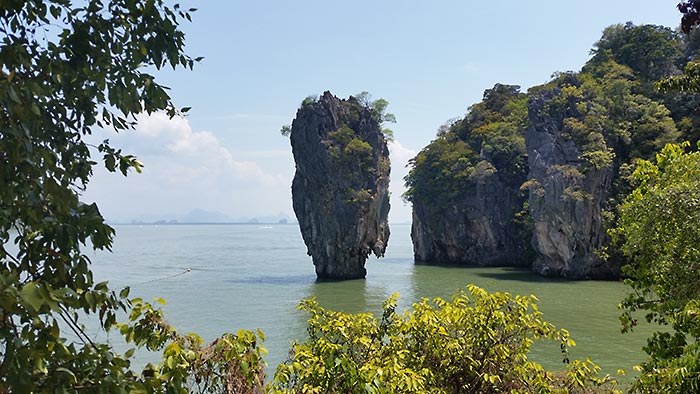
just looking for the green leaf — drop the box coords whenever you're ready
[56,367,77,383]
[8,85,20,103]
[21,282,45,312]
[120,286,131,299]
[85,292,96,309]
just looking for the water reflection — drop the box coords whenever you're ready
[469,266,552,282]
[229,274,315,286]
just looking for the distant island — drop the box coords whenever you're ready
[107,209,296,225]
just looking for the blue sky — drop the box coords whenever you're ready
[85,1,681,223]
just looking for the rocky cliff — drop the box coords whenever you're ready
[410,162,530,266]
[404,23,685,279]
[405,84,532,267]
[289,91,390,280]
[525,90,617,279]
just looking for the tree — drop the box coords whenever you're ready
[657,61,700,93]
[353,91,396,140]
[403,83,529,208]
[614,143,700,393]
[272,285,620,394]
[679,1,700,34]
[591,23,683,84]
[0,1,265,392]
[655,3,700,94]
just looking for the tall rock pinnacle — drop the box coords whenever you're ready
[288,91,391,280]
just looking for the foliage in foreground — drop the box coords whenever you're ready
[0,1,268,392]
[615,143,700,393]
[272,285,619,394]
[119,298,266,393]
[1,0,692,392]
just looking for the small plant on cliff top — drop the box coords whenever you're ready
[354,91,396,141]
[280,93,395,140]
[271,285,620,394]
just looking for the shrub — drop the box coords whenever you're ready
[272,285,619,394]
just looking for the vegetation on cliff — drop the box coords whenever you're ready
[404,23,696,278]
[404,18,700,390]
[404,84,534,266]
[404,84,529,210]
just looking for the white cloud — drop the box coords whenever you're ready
[133,112,287,186]
[84,113,294,221]
[462,63,480,73]
[133,112,191,138]
[388,140,417,171]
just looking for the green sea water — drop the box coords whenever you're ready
[88,223,657,378]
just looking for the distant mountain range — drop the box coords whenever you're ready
[108,209,296,225]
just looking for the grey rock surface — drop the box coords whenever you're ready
[411,159,530,267]
[289,91,390,279]
[525,90,617,279]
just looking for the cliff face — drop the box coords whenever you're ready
[405,24,687,280]
[406,84,532,267]
[411,160,530,266]
[525,91,617,279]
[289,91,390,280]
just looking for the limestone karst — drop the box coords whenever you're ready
[288,92,391,280]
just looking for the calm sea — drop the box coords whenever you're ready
[87,223,656,378]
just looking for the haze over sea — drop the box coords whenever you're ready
[89,223,656,377]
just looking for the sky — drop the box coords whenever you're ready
[84,1,681,224]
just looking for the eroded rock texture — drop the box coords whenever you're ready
[289,91,390,280]
[410,161,530,267]
[525,91,616,279]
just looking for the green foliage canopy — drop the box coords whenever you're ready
[403,137,477,209]
[0,1,268,392]
[591,23,683,84]
[403,84,528,209]
[615,143,700,393]
[657,61,700,93]
[271,285,620,394]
